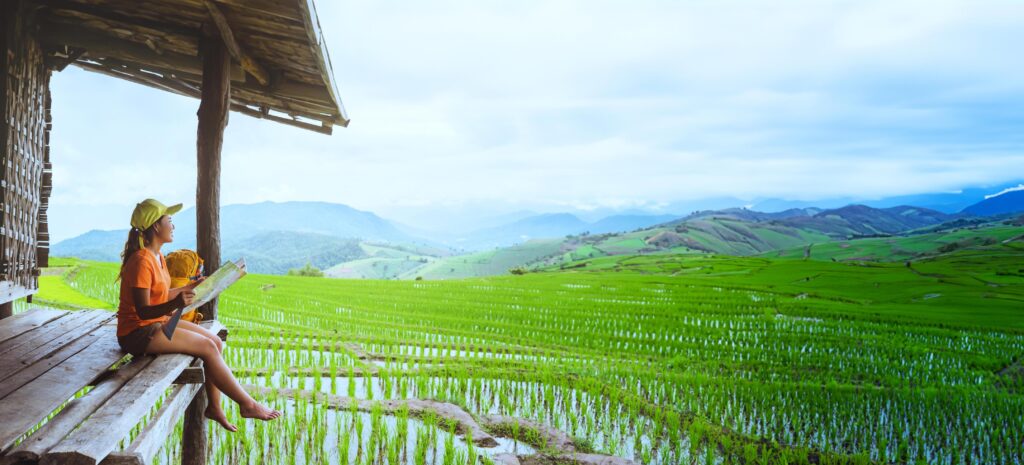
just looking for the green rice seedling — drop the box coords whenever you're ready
[354,414,365,459]
[366,368,375,400]
[442,422,456,465]
[387,431,401,465]
[348,365,357,398]
[340,423,352,465]
[397,402,410,444]
[414,426,429,465]
[465,427,476,465]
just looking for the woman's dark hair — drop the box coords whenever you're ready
[117,222,159,281]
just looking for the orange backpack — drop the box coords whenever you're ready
[166,249,205,323]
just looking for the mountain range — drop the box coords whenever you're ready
[52,183,1024,276]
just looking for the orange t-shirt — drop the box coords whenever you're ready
[117,248,172,337]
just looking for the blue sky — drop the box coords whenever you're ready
[48,0,1024,242]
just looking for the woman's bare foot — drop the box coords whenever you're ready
[204,405,238,432]
[239,400,282,420]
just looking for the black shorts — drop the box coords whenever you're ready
[117,322,163,358]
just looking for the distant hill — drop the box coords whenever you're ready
[396,238,568,280]
[52,201,450,274]
[776,205,956,238]
[660,207,821,226]
[53,229,369,274]
[324,242,452,279]
[962,189,1024,216]
[442,212,679,250]
[657,204,953,240]
[169,201,419,246]
[749,179,1024,213]
[230,231,365,274]
[587,214,682,234]
[52,229,129,262]
[402,204,964,280]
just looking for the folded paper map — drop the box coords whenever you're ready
[162,257,246,340]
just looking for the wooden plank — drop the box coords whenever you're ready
[99,381,204,465]
[38,20,246,81]
[0,281,35,305]
[0,307,67,344]
[210,0,304,22]
[173,358,205,384]
[41,353,196,465]
[231,103,331,134]
[0,311,114,376]
[0,335,125,455]
[0,310,110,369]
[44,5,199,57]
[0,357,155,465]
[0,309,98,355]
[0,310,109,363]
[0,316,118,401]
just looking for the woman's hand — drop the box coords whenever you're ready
[177,289,196,307]
[186,276,206,289]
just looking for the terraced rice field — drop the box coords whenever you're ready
[19,251,1024,465]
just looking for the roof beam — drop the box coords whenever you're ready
[38,20,245,81]
[203,0,270,86]
[209,0,303,22]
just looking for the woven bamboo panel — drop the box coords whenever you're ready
[0,1,51,303]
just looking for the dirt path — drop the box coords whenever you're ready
[243,383,497,446]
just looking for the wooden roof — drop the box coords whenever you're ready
[35,0,349,134]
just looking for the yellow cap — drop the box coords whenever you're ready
[130,199,182,248]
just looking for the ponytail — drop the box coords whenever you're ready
[118,225,157,281]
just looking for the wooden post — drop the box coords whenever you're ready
[183,26,230,465]
[195,25,228,322]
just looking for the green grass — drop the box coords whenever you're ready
[32,263,113,310]
[765,223,1023,262]
[23,250,1024,465]
[538,245,1024,331]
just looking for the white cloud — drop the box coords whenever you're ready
[44,0,1024,242]
[984,184,1024,199]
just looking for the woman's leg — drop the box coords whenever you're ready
[175,320,229,429]
[144,323,282,424]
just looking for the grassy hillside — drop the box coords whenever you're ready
[397,238,568,279]
[397,217,836,280]
[765,222,1024,262]
[390,211,1018,281]
[536,244,1024,331]
[324,243,443,279]
[398,206,962,280]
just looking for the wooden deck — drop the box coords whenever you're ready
[0,308,225,465]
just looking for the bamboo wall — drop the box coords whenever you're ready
[0,0,51,306]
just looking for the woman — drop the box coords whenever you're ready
[116,198,281,432]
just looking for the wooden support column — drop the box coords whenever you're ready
[195,26,229,322]
[184,26,230,465]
